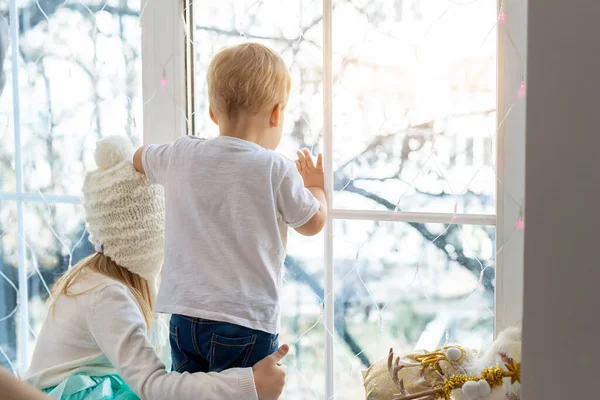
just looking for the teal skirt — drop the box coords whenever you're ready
[42,374,139,400]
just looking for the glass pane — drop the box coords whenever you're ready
[333,220,494,399]
[282,230,325,399]
[192,0,323,159]
[25,202,94,339]
[0,201,18,373]
[332,0,497,214]
[15,0,143,195]
[0,14,15,192]
[193,5,326,395]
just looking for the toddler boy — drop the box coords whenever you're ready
[133,43,327,373]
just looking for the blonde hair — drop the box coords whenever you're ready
[207,42,291,119]
[50,253,154,327]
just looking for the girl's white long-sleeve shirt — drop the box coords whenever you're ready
[25,271,258,400]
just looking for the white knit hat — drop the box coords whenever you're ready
[82,135,167,346]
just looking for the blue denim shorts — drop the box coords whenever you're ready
[169,314,279,373]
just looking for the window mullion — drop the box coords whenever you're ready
[330,209,496,226]
[183,0,195,136]
[8,0,29,376]
[323,0,334,398]
[0,193,82,204]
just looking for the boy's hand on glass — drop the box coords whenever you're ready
[253,344,289,400]
[295,149,324,190]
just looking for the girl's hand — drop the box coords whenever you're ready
[296,149,324,190]
[252,344,289,400]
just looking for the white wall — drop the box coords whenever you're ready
[522,1,600,398]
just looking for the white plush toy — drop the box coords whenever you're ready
[461,380,492,399]
[363,327,522,400]
[457,327,521,400]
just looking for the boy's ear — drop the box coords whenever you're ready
[209,108,219,125]
[270,105,282,128]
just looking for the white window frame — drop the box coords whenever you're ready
[495,0,526,334]
[5,0,525,393]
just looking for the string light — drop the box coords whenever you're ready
[498,10,506,23]
[518,81,526,98]
[158,55,174,88]
[517,208,525,229]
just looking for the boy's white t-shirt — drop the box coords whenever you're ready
[143,135,320,334]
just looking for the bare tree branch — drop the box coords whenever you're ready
[195,25,299,45]
[63,4,139,18]
[335,179,495,294]
[0,0,138,36]
[285,255,372,367]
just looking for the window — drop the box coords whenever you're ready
[186,0,526,399]
[0,0,144,374]
[1,1,526,399]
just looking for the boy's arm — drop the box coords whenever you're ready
[276,150,327,237]
[295,186,327,236]
[289,150,328,237]
[132,146,146,174]
[132,142,174,185]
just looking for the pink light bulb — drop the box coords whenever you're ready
[161,77,167,87]
[517,217,525,230]
[518,81,526,97]
[498,11,506,23]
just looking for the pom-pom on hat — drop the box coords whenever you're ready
[82,136,167,345]
[83,136,164,282]
[94,135,133,171]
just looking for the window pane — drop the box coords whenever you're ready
[0,200,95,372]
[333,220,494,399]
[0,0,143,373]
[14,0,143,195]
[282,231,325,399]
[0,200,18,372]
[332,0,497,214]
[25,202,93,339]
[193,4,327,395]
[192,0,323,159]
[0,15,15,192]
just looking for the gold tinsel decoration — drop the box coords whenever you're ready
[435,365,514,399]
[414,346,467,376]
[505,359,521,384]
[480,366,506,388]
[436,375,477,400]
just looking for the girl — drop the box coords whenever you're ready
[25,136,288,400]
